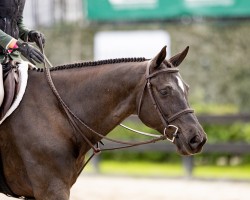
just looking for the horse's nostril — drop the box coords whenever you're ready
[190,135,200,143]
[189,135,202,150]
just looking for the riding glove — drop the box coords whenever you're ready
[16,41,44,65]
[28,30,46,48]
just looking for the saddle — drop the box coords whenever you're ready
[0,61,21,120]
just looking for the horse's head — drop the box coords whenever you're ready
[138,46,207,155]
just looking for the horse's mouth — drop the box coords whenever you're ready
[174,132,206,156]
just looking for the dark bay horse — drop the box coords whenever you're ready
[0,46,206,200]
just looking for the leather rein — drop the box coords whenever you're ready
[39,41,193,169]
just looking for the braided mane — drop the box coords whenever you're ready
[33,57,147,72]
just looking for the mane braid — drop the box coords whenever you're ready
[33,57,147,72]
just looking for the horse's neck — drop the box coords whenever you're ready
[52,61,147,135]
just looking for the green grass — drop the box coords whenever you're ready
[194,165,250,180]
[101,161,183,177]
[83,160,250,180]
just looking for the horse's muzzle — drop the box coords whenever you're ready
[188,134,207,153]
[174,128,207,155]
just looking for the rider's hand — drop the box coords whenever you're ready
[28,30,45,48]
[16,41,44,65]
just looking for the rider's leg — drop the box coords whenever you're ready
[0,64,4,106]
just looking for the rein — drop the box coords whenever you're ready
[38,41,193,170]
[38,44,168,169]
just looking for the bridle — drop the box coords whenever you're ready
[137,61,194,142]
[38,39,194,169]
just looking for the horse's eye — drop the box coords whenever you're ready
[160,89,168,95]
[159,86,172,96]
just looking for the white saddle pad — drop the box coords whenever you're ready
[0,61,29,124]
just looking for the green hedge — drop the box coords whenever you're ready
[203,123,250,143]
[109,121,250,143]
[101,121,250,165]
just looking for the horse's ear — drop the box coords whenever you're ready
[151,46,167,69]
[169,46,189,67]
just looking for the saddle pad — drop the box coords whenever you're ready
[0,61,29,124]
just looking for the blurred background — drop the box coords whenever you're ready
[17,0,250,199]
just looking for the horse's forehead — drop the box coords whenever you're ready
[175,74,185,93]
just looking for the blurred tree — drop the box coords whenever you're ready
[40,20,250,113]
